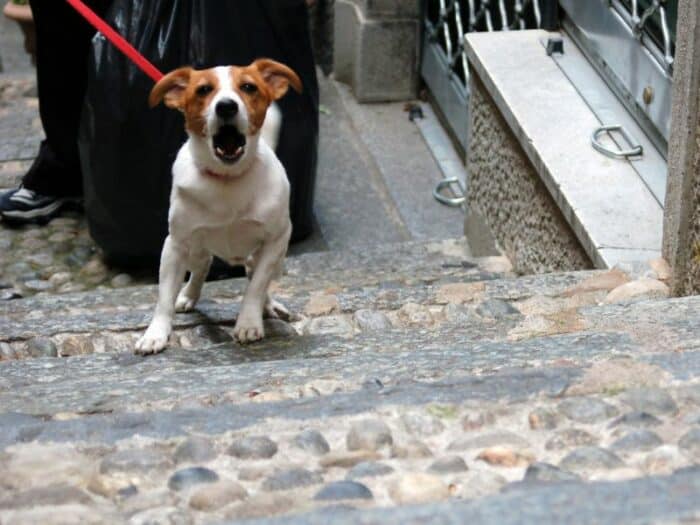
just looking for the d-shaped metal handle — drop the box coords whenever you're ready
[433,177,466,207]
[591,125,644,159]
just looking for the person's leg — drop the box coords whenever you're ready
[23,0,111,197]
[1,0,110,223]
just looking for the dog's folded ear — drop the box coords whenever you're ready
[149,67,193,110]
[253,59,303,100]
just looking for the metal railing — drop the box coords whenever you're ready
[423,0,552,91]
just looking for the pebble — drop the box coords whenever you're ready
[528,408,563,430]
[189,481,248,511]
[679,428,700,459]
[396,302,434,325]
[1,289,22,300]
[346,461,394,480]
[129,506,192,525]
[435,282,484,304]
[100,449,173,475]
[346,419,393,451]
[462,411,496,431]
[389,473,449,504]
[228,436,278,459]
[174,437,217,464]
[0,342,18,360]
[3,484,92,508]
[314,481,373,501]
[261,468,323,491]
[621,388,679,416]
[292,429,330,456]
[558,397,619,424]
[353,309,392,331]
[319,451,380,469]
[476,298,520,319]
[304,293,340,316]
[610,430,663,453]
[523,462,581,483]
[449,430,530,451]
[22,279,53,292]
[238,466,269,481]
[168,467,219,491]
[26,252,53,267]
[448,470,507,499]
[477,447,533,468]
[59,336,94,357]
[49,272,72,287]
[428,455,469,473]
[643,445,687,475]
[194,325,233,344]
[603,278,669,304]
[545,429,599,450]
[307,315,354,336]
[110,273,133,287]
[559,446,625,471]
[25,337,58,358]
[400,412,445,437]
[222,494,294,520]
[391,439,433,459]
[609,411,663,428]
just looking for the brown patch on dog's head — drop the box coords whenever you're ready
[150,59,302,137]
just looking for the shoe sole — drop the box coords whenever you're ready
[1,198,81,225]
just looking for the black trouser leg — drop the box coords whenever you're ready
[21,0,111,197]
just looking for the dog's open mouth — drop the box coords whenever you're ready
[213,125,246,163]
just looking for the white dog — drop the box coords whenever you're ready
[135,59,302,355]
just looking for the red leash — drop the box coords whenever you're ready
[65,0,164,82]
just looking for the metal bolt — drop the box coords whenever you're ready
[643,86,654,105]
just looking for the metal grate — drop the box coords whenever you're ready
[423,1,548,91]
[615,0,676,73]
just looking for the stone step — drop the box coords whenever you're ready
[0,263,601,357]
[1,329,698,522]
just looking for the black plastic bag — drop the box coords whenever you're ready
[79,0,319,268]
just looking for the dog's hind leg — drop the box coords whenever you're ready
[176,251,212,312]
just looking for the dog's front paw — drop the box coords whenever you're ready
[135,322,171,355]
[175,292,198,313]
[234,317,264,344]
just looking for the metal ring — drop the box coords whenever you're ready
[591,125,644,159]
[433,177,466,207]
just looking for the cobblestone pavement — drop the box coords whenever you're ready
[1,238,699,523]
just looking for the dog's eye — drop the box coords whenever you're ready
[196,84,214,97]
[240,83,258,94]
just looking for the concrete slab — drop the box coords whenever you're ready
[465,30,664,268]
[334,81,465,242]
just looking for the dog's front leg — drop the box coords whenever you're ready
[135,235,188,355]
[235,227,291,343]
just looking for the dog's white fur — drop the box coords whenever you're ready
[135,62,297,354]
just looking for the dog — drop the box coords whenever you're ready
[135,59,302,355]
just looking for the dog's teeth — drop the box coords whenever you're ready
[235,147,243,155]
[215,146,224,155]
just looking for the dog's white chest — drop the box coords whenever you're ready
[196,221,265,264]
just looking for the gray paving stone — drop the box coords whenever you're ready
[228,436,278,460]
[262,469,323,491]
[173,437,217,464]
[167,467,219,491]
[428,456,469,474]
[347,419,393,451]
[558,397,619,424]
[610,430,664,453]
[559,447,625,471]
[292,429,331,456]
[620,388,679,416]
[522,462,581,483]
[346,462,394,480]
[314,481,373,501]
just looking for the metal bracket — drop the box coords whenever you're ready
[591,124,644,159]
[433,177,466,207]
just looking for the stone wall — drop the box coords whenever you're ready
[466,75,593,274]
[662,0,700,295]
[333,0,420,101]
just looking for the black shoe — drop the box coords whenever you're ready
[0,187,76,225]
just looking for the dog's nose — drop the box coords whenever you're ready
[215,98,238,119]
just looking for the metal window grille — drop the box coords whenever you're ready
[421,0,556,153]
